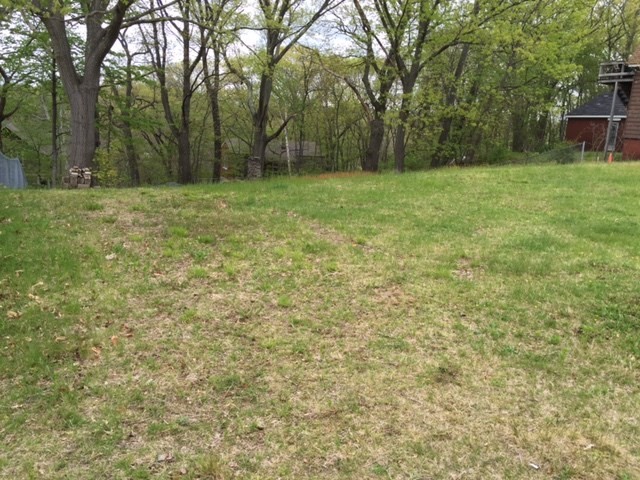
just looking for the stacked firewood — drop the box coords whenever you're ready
[247,157,262,179]
[63,166,93,188]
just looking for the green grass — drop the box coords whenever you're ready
[1,163,640,478]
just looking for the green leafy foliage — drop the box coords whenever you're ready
[3,0,640,182]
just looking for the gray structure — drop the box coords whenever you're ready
[0,152,27,189]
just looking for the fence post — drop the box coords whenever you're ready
[581,141,585,162]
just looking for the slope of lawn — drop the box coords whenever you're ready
[1,163,639,479]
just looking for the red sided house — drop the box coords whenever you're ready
[565,91,627,152]
[565,49,640,159]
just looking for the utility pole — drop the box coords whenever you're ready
[603,80,619,159]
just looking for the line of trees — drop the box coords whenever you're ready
[0,0,639,185]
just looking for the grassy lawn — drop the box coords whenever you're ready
[1,163,639,479]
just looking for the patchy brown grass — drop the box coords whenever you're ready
[2,165,640,479]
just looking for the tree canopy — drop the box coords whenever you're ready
[0,0,637,184]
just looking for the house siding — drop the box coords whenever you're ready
[623,72,640,140]
[620,72,640,159]
[622,138,640,158]
[565,118,624,151]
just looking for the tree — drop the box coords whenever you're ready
[420,0,601,165]
[199,0,242,182]
[230,0,341,178]
[0,11,42,152]
[141,0,207,183]
[391,0,464,172]
[330,0,393,172]
[0,68,20,153]
[28,1,138,169]
[105,30,146,186]
[312,54,368,171]
[3,0,631,183]
[493,0,596,154]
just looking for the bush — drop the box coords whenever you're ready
[483,145,511,165]
[94,148,122,187]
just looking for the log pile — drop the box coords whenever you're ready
[247,157,262,179]
[63,166,93,188]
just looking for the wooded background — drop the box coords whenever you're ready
[0,0,636,185]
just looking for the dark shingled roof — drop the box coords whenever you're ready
[566,91,627,118]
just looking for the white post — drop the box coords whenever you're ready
[581,141,585,162]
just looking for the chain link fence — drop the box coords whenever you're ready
[521,142,586,165]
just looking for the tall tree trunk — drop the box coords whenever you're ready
[51,57,59,187]
[432,44,473,168]
[394,64,424,173]
[535,112,549,149]
[123,47,141,186]
[394,109,409,173]
[110,34,141,186]
[145,2,204,184]
[212,48,223,183]
[123,123,140,186]
[200,0,237,182]
[511,107,527,152]
[249,72,273,178]
[178,129,191,183]
[250,124,267,178]
[364,117,385,171]
[35,0,132,169]
[359,70,394,173]
[296,65,312,171]
[242,0,335,179]
[67,81,100,168]
[178,11,193,184]
[203,42,223,183]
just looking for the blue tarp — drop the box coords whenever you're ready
[0,152,27,189]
